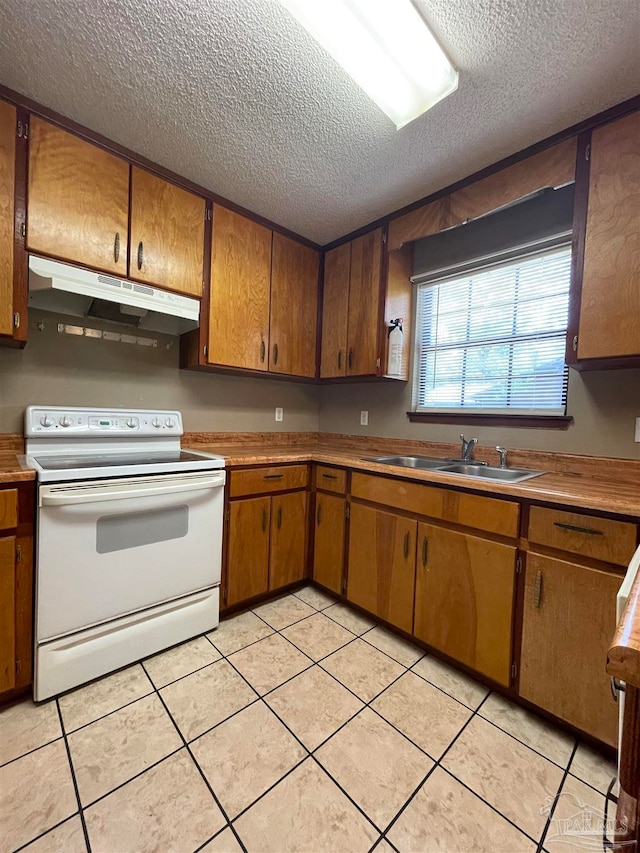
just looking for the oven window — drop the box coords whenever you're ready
[96,505,188,554]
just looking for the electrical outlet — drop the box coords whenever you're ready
[360,410,369,426]
[275,407,283,422]
[635,417,640,442]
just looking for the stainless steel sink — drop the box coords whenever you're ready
[366,455,544,483]
[365,455,452,470]
[441,463,544,483]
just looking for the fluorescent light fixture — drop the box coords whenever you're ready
[278,0,458,129]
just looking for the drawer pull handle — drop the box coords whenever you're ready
[321,473,338,480]
[317,503,322,525]
[261,509,267,532]
[403,531,409,559]
[553,522,603,536]
[114,232,120,263]
[534,570,543,608]
[338,350,342,370]
[137,241,144,270]
[263,474,284,480]
[273,343,279,365]
[260,340,265,363]
[421,536,428,567]
[348,348,353,370]
[277,507,282,530]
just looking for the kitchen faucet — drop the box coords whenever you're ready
[460,433,477,461]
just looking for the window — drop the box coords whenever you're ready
[413,245,571,416]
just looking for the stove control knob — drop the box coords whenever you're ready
[60,416,73,428]
[152,418,163,428]
[40,416,54,428]
[165,418,175,428]
[126,418,137,429]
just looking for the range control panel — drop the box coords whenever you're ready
[25,406,184,437]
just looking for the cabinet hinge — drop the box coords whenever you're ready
[13,312,20,329]
[15,659,22,676]
[341,577,347,596]
[572,335,578,353]
[511,662,517,680]
[20,222,26,238]
[382,230,387,244]
[345,504,350,519]
[224,507,230,523]
[203,345,208,358]
[585,143,591,162]
[16,120,29,139]
[16,544,22,564]
[205,208,212,221]
[516,556,522,574]
[376,357,381,369]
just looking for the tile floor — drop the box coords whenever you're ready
[0,586,618,853]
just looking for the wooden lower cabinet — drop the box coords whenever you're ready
[269,491,307,590]
[0,536,16,691]
[312,493,346,595]
[413,524,517,687]
[226,497,270,606]
[226,490,308,607]
[347,503,416,633]
[519,552,619,746]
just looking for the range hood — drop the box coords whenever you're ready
[28,256,200,335]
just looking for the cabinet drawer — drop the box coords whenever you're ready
[0,489,18,531]
[351,472,519,538]
[528,506,637,566]
[229,465,309,498]
[315,466,347,494]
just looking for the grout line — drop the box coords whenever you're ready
[536,741,580,852]
[139,659,249,853]
[12,812,83,853]
[0,734,64,771]
[59,688,156,737]
[55,700,92,853]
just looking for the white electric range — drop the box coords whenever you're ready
[25,406,226,701]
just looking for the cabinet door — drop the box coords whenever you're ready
[577,112,640,360]
[0,100,16,338]
[313,493,346,595]
[519,552,619,745]
[414,524,516,686]
[347,503,416,633]
[226,497,270,606]
[129,167,205,296]
[346,228,383,376]
[270,491,307,590]
[320,242,350,377]
[27,118,129,275]
[0,536,16,692]
[270,233,319,377]
[208,205,272,370]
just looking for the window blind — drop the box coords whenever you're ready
[413,245,571,415]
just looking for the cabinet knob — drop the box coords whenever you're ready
[137,241,144,270]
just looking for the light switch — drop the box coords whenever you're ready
[275,407,283,422]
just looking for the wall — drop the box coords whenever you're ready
[318,368,640,459]
[0,310,319,435]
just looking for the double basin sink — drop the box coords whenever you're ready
[365,455,544,484]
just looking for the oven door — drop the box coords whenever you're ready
[36,470,225,641]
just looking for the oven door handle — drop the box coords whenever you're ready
[40,475,225,507]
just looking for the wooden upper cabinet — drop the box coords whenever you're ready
[270,232,319,377]
[129,167,205,297]
[413,524,516,686]
[347,228,383,376]
[519,552,619,745]
[320,242,350,377]
[27,118,129,275]
[208,205,272,370]
[575,112,640,361]
[0,100,16,338]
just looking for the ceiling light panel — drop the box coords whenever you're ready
[278,0,458,128]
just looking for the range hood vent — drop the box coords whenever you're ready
[28,256,200,336]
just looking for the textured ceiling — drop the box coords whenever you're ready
[0,0,638,245]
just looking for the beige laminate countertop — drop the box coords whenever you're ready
[0,452,35,483]
[187,442,640,518]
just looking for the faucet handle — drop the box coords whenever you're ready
[495,446,508,469]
